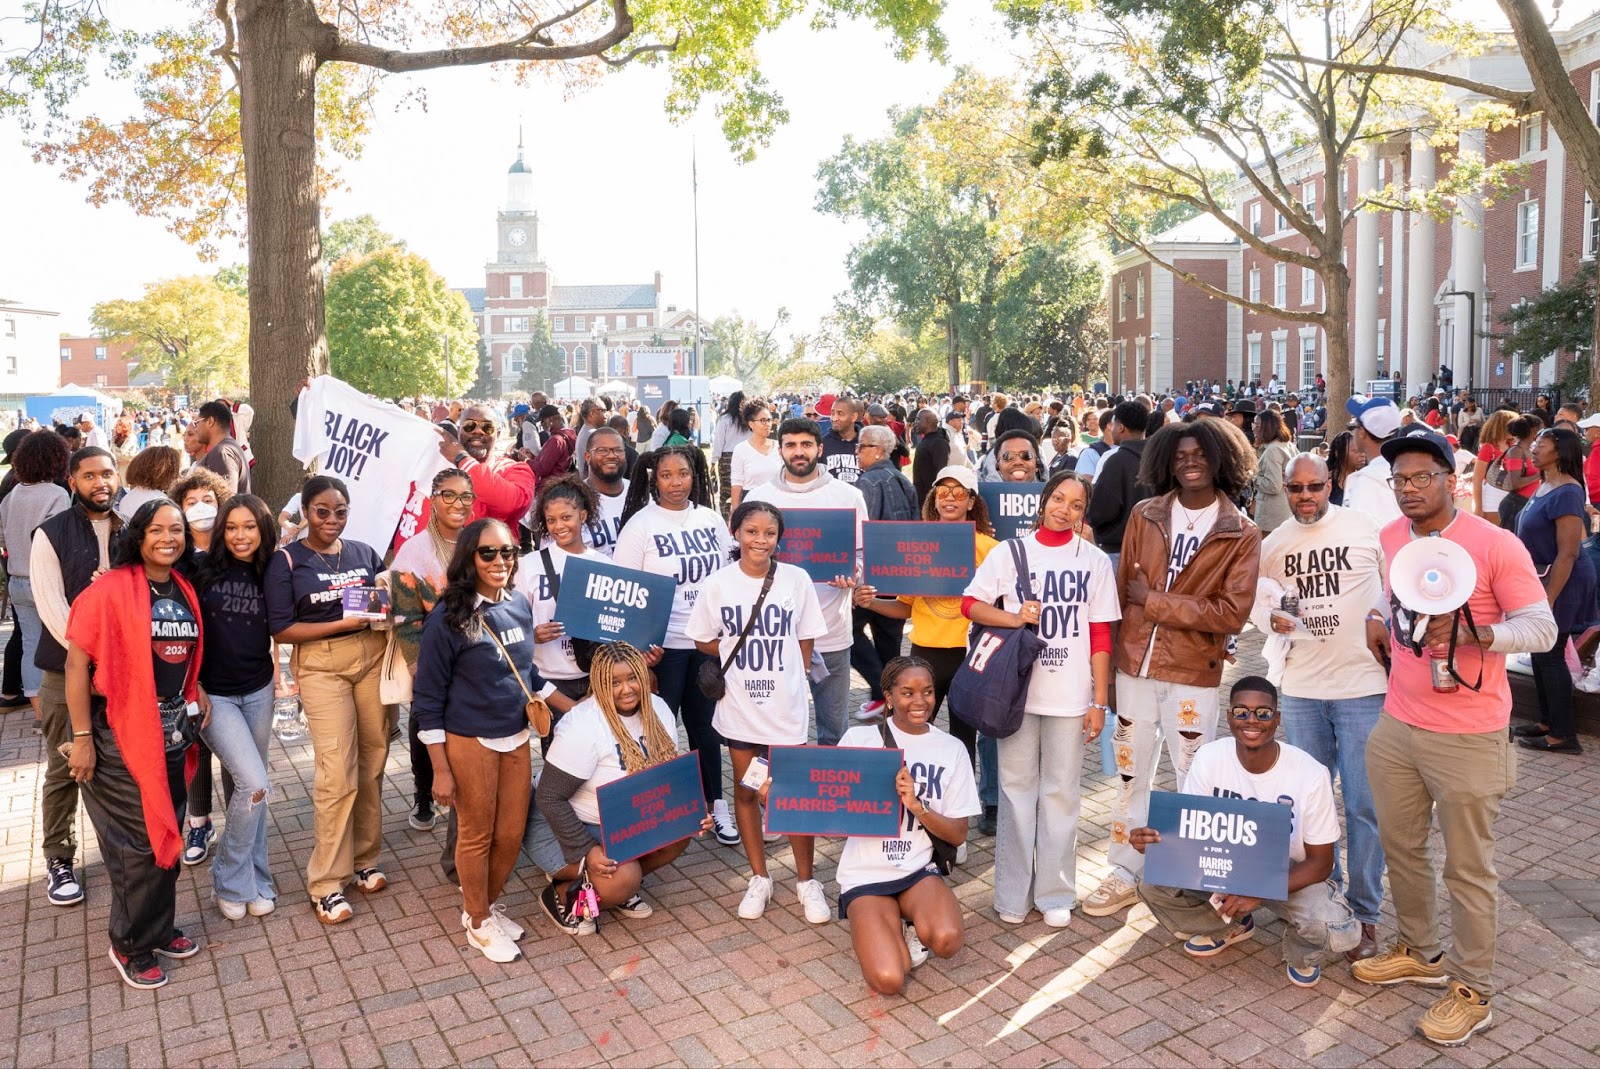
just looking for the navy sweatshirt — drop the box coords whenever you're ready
[411,594,553,739]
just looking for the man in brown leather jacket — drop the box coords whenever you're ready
[1083,416,1262,918]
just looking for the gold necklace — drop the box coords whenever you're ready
[427,518,457,572]
[311,540,343,572]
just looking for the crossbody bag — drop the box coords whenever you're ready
[698,563,776,701]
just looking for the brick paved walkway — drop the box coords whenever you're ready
[3,632,1600,1067]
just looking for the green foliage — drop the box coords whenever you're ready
[518,311,565,395]
[702,310,788,389]
[990,243,1107,390]
[91,275,249,396]
[323,214,404,268]
[466,336,496,398]
[1500,262,1595,395]
[213,263,248,297]
[325,248,478,397]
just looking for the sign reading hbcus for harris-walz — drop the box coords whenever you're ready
[862,521,976,597]
[765,746,904,837]
[596,752,706,863]
[775,508,857,582]
[980,482,1043,540]
[553,555,675,650]
[1143,792,1293,901]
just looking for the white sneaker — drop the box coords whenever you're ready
[246,897,275,917]
[216,897,247,921]
[1043,907,1073,928]
[465,918,522,963]
[738,875,773,920]
[904,923,930,969]
[796,878,831,924]
[955,842,968,866]
[463,905,526,942]
[712,800,741,846]
[853,699,886,723]
[1578,667,1600,693]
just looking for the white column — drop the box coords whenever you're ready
[1451,127,1488,389]
[1405,135,1437,392]
[1353,153,1382,391]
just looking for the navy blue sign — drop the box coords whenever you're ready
[980,482,1043,540]
[553,554,675,649]
[1144,791,1293,900]
[596,752,705,863]
[862,521,976,597]
[765,746,903,837]
[775,508,857,583]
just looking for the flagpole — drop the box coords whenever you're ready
[692,138,701,378]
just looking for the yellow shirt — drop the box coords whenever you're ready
[900,533,1000,649]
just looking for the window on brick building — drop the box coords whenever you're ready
[1377,238,1385,294]
[594,315,607,331]
[509,275,524,299]
[61,346,71,359]
[1248,267,1261,304]
[506,344,526,375]
[1301,267,1315,305]
[1274,207,1286,232]
[1516,201,1539,268]
[1249,202,1261,236]
[1135,275,1145,317]
[1272,336,1287,382]
[554,317,565,332]
[1301,179,1317,217]
[1134,337,1146,393]
[94,373,107,387]
[1248,337,1262,381]
[573,345,588,373]
[636,315,647,328]
[1300,334,1317,386]
[1274,263,1287,306]
[574,316,586,332]
[507,316,530,333]
[1118,280,1127,322]
[1586,195,1599,261]
[1519,114,1543,157]
[95,345,107,360]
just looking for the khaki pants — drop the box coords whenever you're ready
[36,670,79,864]
[445,733,531,921]
[1366,710,1515,994]
[1139,879,1360,968]
[293,630,389,900]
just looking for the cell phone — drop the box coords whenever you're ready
[186,701,201,720]
[740,756,770,791]
[1208,892,1233,924]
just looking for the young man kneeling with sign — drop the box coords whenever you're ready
[1127,676,1360,987]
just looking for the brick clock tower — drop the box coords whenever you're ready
[484,135,553,391]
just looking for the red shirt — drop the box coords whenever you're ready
[1586,444,1600,506]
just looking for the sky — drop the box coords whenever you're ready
[0,0,1557,343]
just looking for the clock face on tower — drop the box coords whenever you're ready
[507,226,528,247]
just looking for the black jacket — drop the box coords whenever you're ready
[1084,437,1151,555]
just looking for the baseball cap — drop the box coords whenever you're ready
[536,405,561,420]
[1379,427,1454,470]
[1194,400,1225,417]
[1579,413,1600,430]
[75,411,92,423]
[934,465,978,493]
[944,409,966,423]
[866,403,889,418]
[512,403,531,417]
[1345,395,1402,438]
[816,393,836,417]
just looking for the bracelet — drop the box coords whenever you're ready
[1087,701,1110,713]
[72,730,91,738]
[453,451,469,467]
[1365,611,1385,623]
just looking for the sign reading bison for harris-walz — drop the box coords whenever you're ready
[774,508,858,582]
[764,746,904,837]
[596,752,706,863]
[861,521,976,597]
[1143,791,1293,901]
[552,555,675,650]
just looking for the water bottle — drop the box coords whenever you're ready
[1429,651,1458,694]
[272,693,308,743]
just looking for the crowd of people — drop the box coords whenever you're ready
[1,373,1584,1050]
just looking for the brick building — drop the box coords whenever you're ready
[458,138,694,395]
[1108,18,1600,399]
[57,336,139,390]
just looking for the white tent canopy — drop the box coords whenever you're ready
[598,379,635,396]
[708,374,743,395]
[550,376,596,400]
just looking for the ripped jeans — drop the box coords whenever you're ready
[201,680,278,905]
[1139,879,1361,968]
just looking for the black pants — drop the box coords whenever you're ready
[654,647,722,805]
[186,741,235,820]
[1531,629,1577,740]
[3,613,21,697]
[408,706,433,809]
[913,643,972,760]
[851,607,907,702]
[539,677,591,756]
[1499,491,1530,532]
[78,701,187,958]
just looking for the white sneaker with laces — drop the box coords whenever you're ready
[466,918,522,963]
[1043,907,1072,928]
[217,897,247,921]
[738,875,773,920]
[712,800,741,846]
[489,902,525,941]
[796,878,830,924]
[1082,872,1139,917]
[904,923,930,969]
[247,897,275,917]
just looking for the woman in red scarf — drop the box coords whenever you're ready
[64,499,206,990]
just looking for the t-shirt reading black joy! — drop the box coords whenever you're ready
[264,539,385,632]
[149,585,199,700]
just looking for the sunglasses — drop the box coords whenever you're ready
[1285,481,1327,494]
[310,506,349,521]
[1228,705,1278,722]
[475,546,518,562]
[458,420,496,435]
[1000,451,1035,462]
[434,489,477,505]
[934,484,972,498]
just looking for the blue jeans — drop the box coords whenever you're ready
[809,647,852,746]
[653,647,723,804]
[978,735,999,808]
[202,680,278,905]
[1279,692,1385,924]
[9,576,44,697]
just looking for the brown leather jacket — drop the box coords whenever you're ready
[1113,491,1262,689]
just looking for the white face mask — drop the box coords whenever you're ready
[185,501,218,532]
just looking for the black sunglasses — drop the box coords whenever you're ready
[475,546,518,562]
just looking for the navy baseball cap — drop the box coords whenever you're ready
[1379,427,1454,471]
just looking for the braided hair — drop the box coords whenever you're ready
[534,474,599,544]
[618,445,713,531]
[588,643,678,773]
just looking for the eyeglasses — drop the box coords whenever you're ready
[458,420,496,435]
[589,447,626,457]
[1000,451,1035,462]
[1385,470,1451,490]
[1285,481,1327,494]
[310,506,349,521]
[934,485,971,498]
[475,546,518,562]
[750,417,772,424]
[434,489,477,505]
[1229,705,1278,722]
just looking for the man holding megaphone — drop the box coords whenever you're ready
[1355,428,1556,1047]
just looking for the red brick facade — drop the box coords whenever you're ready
[57,337,137,390]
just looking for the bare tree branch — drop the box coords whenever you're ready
[1276,53,1537,112]
[323,0,641,68]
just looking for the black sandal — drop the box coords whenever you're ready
[1517,736,1583,754]
[1511,723,1549,738]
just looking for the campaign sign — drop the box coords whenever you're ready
[553,554,675,649]
[765,746,903,837]
[862,521,976,597]
[980,482,1043,540]
[1143,792,1293,901]
[775,508,857,583]
[596,752,706,863]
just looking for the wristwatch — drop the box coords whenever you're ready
[453,451,469,467]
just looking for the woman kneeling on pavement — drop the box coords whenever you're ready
[531,642,711,933]
[837,656,979,994]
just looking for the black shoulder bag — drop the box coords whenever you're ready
[698,563,776,701]
[538,548,596,673]
[878,720,958,875]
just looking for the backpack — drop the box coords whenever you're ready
[948,539,1045,740]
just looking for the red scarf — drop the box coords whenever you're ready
[65,565,203,869]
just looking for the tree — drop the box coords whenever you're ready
[323,214,404,268]
[324,247,477,397]
[990,242,1107,391]
[1011,0,1499,418]
[465,337,496,399]
[1500,262,1595,394]
[4,0,946,506]
[703,309,788,389]
[518,311,564,396]
[91,275,249,397]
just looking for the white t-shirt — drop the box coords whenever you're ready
[1165,498,1220,588]
[525,544,588,681]
[836,721,982,894]
[544,696,679,826]
[963,532,1121,716]
[611,500,734,648]
[1342,454,1402,526]
[1180,739,1338,864]
[582,480,629,556]
[686,562,828,745]
[744,473,868,653]
[1257,505,1388,699]
[730,439,783,494]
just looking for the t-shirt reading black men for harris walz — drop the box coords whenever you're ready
[149,580,200,701]
[198,557,277,696]
[264,539,386,632]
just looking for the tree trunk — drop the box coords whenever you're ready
[1322,265,1352,438]
[944,304,960,393]
[237,0,332,509]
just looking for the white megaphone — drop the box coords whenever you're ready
[1389,537,1477,642]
